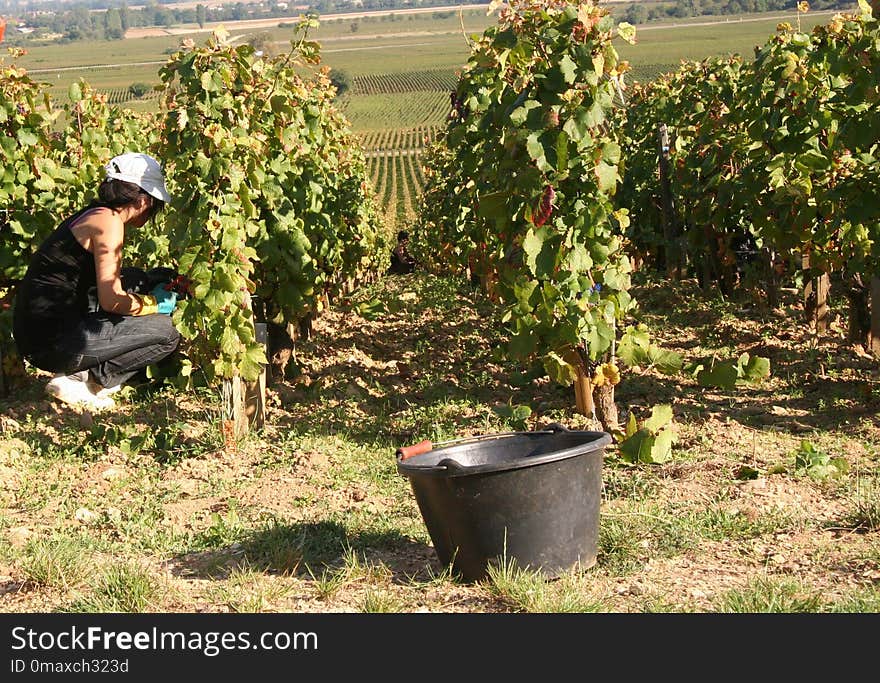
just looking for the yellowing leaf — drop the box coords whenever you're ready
[617,22,637,45]
[626,411,638,438]
[643,404,673,433]
[213,25,230,43]
[595,161,618,192]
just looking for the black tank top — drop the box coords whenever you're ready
[12,207,99,357]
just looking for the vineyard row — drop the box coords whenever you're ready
[358,125,441,153]
[101,87,161,106]
[366,144,428,234]
[351,68,458,95]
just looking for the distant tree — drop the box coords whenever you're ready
[196,4,207,29]
[120,2,130,31]
[329,69,351,99]
[671,0,692,18]
[231,3,248,21]
[143,1,159,22]
[64,7,96,41]
[104,8,124,40]
[624,3,649,24]
[155,9,175,28]
[129,82,151,98]
[248,31,276,58]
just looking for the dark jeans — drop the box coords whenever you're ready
[27,313,181,389]
[20,267,181,388]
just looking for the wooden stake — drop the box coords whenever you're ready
[658,123,681,279]
[221,375,246,450]
[816,272,830,333]
[802,253,829,335]
[244,322,268,431]
[220,297,268,448]
[574,365,595,418]
[298,313,313,341]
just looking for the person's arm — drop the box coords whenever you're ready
[89,214,157,316]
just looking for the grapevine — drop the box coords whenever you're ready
[158,23,386,382]
[415,0,640,428]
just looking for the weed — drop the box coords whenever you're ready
[360,589,405,613]
[239,518,352,576]
[211,562,291,613]
[601,465,659,502]
[19,535,94,590]
[193,507,247,550]
[826,586,880,613]
[600,504,699,573]
[839,479,880,532]
[484,557,607,613]
[484,556,548,612]
[540,569,609,613]
[696,505,792,541]
[598,514,649,575]
[714,575,823,613]
[793,440,848,480]
[309,564,352,600]
[410,558,458,586]
[63,562,160,613]
[492,401,533,431]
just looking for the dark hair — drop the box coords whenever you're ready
[397,230,409,242]
[93,178,165,221]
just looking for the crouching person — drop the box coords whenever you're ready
[12,153,181,411]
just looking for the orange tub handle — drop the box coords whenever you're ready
[396,440,433,460]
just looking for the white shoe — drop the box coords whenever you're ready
[86,378,123,399]
[46,374,116,411]
[59,370,89,382]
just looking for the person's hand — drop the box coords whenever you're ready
[151,284,178,315]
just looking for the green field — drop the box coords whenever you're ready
[11,9,839,107]
[6,8,844,232]
[616,14,836,76]
[342,91,450,130]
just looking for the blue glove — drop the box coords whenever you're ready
[151,284,178,315]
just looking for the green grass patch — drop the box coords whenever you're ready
[839,478,880,532]
[64,562,161,613]
[713,575,824,613]
[826,586,880,613]
[485,558,608,613]
[19,534,96,591]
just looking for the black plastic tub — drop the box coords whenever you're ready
[396,424,611,582]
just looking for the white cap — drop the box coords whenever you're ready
[104,152,171,203]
